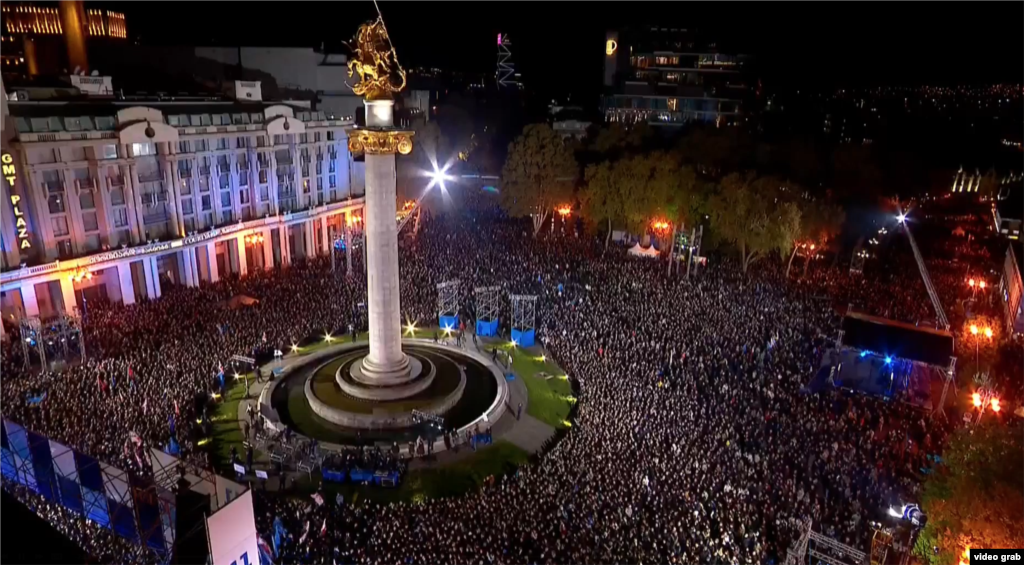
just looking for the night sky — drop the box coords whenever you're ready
[119,2,1023,102]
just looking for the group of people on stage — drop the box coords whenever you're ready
[1,197,1019,564]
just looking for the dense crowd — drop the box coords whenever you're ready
[0,198,1012,564]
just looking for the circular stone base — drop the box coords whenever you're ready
[308,353,465,429]
[354,352,413,386]
[339,356,432,401]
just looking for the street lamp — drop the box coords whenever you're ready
[968,325,992,374]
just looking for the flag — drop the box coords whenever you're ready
[319,517,327,537]
[257,537,275,565]
[169,414,176,435]
[272,517,286,559]
[127,364,134,380]
[311,493,324,506]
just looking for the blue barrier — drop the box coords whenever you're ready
[322,469,346,483]
[439,315,459,332]
[476,318,499,337]
[349,468,374,483]
[511,328,535,347]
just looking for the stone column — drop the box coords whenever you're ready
[359,99,411,381]
[206,242,219,283]
[59,276,77,314]
[117,262,135,305]
[320,215,330,256]
[236,236,248,276]
[181,248,196,287]
[144,256,161,300]
[21,282,39,317]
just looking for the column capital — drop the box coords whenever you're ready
[348,129,414,156]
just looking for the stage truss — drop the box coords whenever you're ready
[784,518,867,565]
[19,314,85,370]
[510,294,538,333]
[474,286,501,322]
[437,280,461,318]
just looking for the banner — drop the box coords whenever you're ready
[206,489,259,565]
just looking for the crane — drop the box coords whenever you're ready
[895,204,950,330]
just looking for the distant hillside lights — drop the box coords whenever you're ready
[3,153,31,250]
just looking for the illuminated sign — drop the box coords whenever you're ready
[606,39,618,56]
[3,153,31,250]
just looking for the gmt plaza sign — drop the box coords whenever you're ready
[2,153,31,250]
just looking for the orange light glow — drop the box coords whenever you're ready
[969,278,976,287]
[970,325,979,335]
[557,206,572,217]
[652,221,670,231]
[991,398,1001,412]
[972,393,982,407]
[979,281,986,289]
[984,327,993,339]
[960,547,971,565]
[809,244,816,250]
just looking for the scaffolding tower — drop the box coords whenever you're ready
[19,314,85,370]
[437,280,461,330]
[474,286,501,337]
[784,518,868,565]
[510,294,538,347]
[496,33,517,88]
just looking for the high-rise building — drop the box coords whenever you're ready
[0,79,368,322]
[602,27,750,127]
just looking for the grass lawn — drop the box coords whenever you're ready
[209,375,252,472]
[294,440,530,504]
[488,342,574,429]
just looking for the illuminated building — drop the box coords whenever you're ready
[993,175,1022,239]
[998,241,1024,334]
[1,1,127,78]
[603,27,750,127]
[0,79,368,322]
[496,33,522,89]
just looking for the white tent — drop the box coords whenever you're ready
[627,242,660,259]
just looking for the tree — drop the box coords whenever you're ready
[708,173,802,274]
[580,160,620,249]
[914,425,1024,565]
[785,199,845,278]
[500,124,578,236]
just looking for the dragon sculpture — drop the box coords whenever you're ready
[346,16,407,100]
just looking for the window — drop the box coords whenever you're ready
[239,189,249,205]
[82,211,99,232]
[65,117,83,131]
[195,139,209,152]
[299,133,309,143]
[79,191,96,210]
[257,136,268,148]
[95,117,115,130]
[178,140,190,153]
[52,216,70,237]
[259,169,268,184]
[327,131,335,141]
[329,175,337,189]
[329,159,336,174]
[216,137,229,150]
[220,192,232,208]
[100,144,118,159]
[181,199,194,215]
[112,207,129,228]
[303,179,310,194]
[48,193,66,214]
[56,239,73,259]
[238,171,248,187]
[83,234,100,252]
[201,195,212,211]
[667,98,678,111]
[180,178,192,196]
[132,142,156,157]
[314,131,322,143]
[184,218,196,233]
[66,146,87,162]
[219,174,230,190]
[110,187,125,206]
[237,136,247,149]
[259,186,269,201]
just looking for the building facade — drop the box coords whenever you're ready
[602,28,749,127]
[998,242,1023,335]
[0,81,367,325]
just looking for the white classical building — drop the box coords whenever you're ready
[0,80,367,323]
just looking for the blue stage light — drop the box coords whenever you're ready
[860,351,868,358]
[885,357,892,364]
